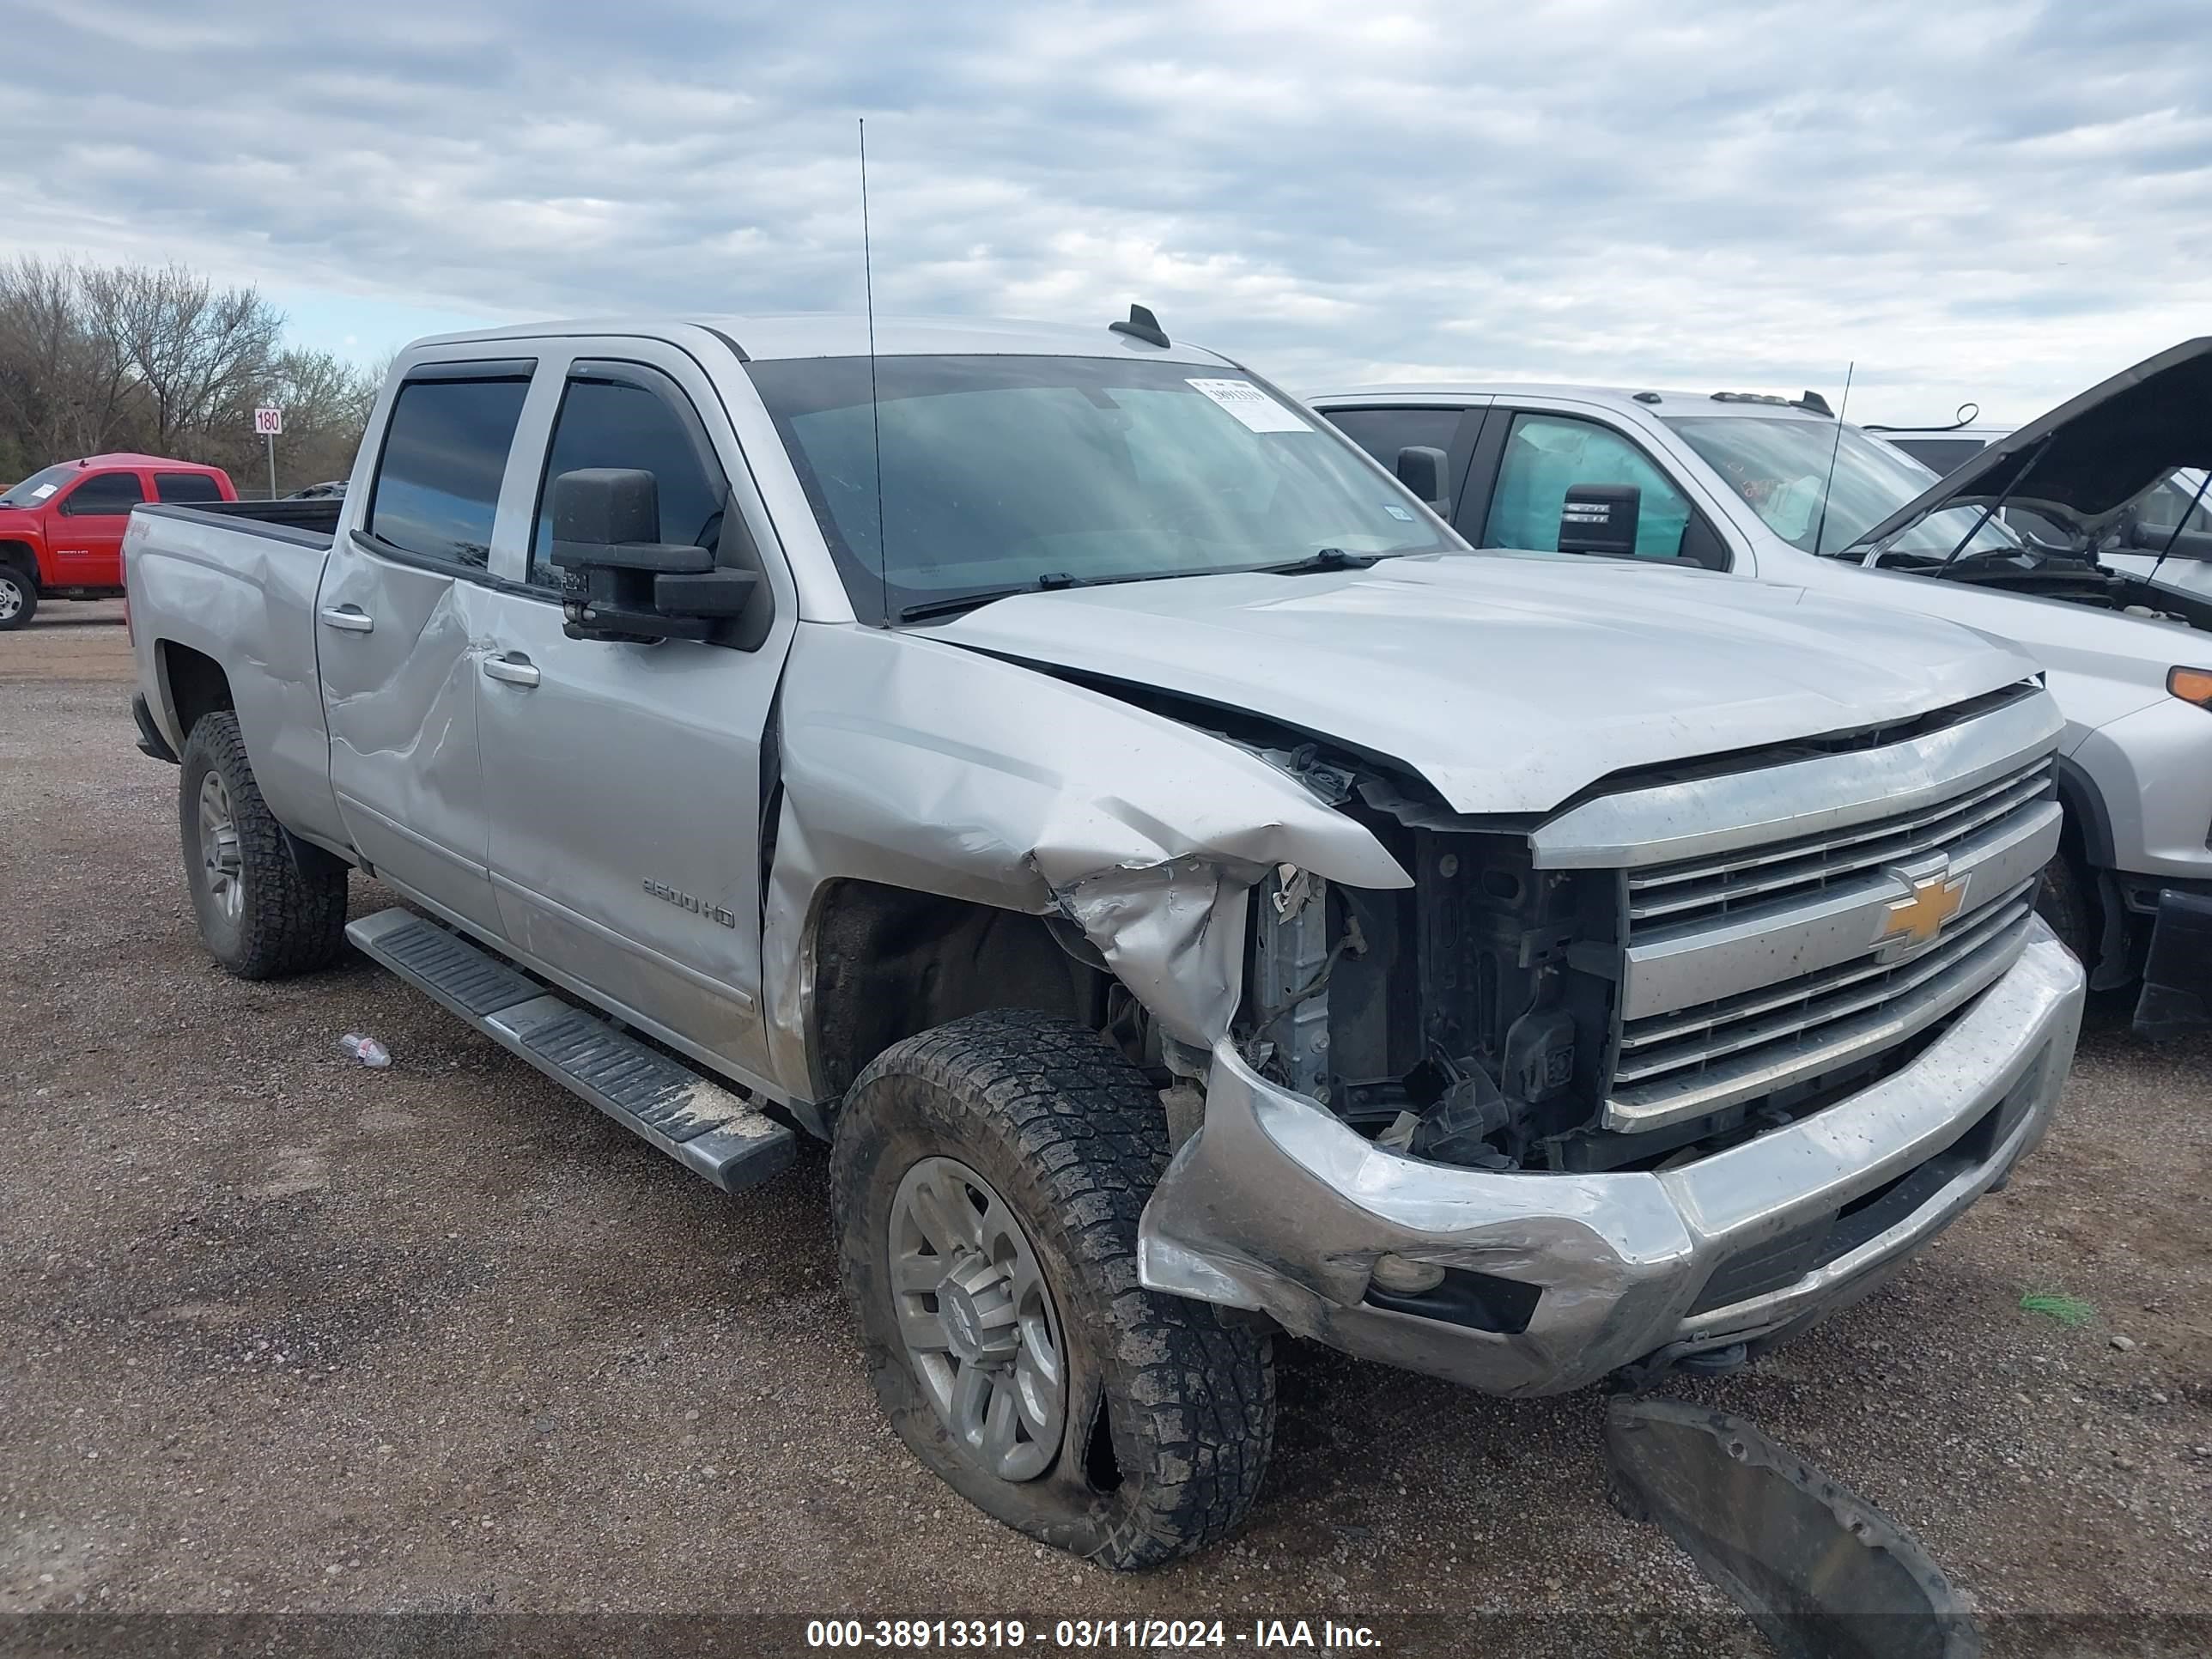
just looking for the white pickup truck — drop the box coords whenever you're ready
[126,312,2083,1567]
[1310,339,2212,1037]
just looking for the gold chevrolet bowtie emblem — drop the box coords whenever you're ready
[1878,868,1969,951]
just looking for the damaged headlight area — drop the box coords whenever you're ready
[1237,807,1623,1176]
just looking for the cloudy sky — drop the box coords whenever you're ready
[6,0,2208,423]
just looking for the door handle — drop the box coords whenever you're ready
[318,605,374,634]
[482,653,541,688]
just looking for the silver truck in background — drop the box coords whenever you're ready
[125,311,2083,1566]
[1310,340,2212,1036]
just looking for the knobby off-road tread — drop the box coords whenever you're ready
[181,712,349,979]
[832,1008,1274,1570]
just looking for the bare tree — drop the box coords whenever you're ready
[0,256,137,475]
[81,264,283,451]
[0,259,375,494]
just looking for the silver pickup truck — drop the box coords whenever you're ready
[125,312,2084,1567]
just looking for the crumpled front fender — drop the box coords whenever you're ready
[763,623,1409,1098]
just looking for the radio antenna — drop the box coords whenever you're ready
[1809,361,1854,556]
[860,118,887,623]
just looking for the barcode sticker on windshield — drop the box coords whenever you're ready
[30,484,56,499]
[1186,379,1310,434]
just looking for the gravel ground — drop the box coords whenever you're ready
[2,604,2208,1656]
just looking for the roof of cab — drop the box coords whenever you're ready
[410,313,1239,368]
[1304,383,1838,419]
[43,452,230,471]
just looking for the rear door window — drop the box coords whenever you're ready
[368,375,532,568]
[155,472,226,505]
[1322,406,1465,467]
[61,471,147,515]
[1483,413,1696,562]
[528,362,728,585]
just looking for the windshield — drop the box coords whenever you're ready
[1665,416,2021,562]
[0,463,80,508]
[746,354,1457,622]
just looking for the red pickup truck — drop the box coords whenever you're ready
[0,454,236,629]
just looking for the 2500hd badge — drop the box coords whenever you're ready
[641,877,738,928]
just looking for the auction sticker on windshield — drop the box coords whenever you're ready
[1186,378,1310,434]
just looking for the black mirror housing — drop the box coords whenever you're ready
[655,568,757,617]
[550,467,656,550]
[547,465,743,643]
[547,467,714,575]
[1395,445,1449,513]
[1559,483,1642,557]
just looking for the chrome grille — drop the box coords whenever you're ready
[1599,740,2063,1134]
[1626,754,2055,933]
[1613,883,2035,1119]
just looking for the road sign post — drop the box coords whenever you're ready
[253,405,283,498]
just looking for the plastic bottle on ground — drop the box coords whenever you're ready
[338,1033,391,1069]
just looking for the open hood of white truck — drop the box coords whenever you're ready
[1856,337,2212,549]
[933,552,2038,817]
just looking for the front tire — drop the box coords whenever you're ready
[0,563,36,630]
[831,1009,1275,1570]
[179,712,349,978]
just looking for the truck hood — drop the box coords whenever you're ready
[1856,336,2212,548]
[932,553,2038,816]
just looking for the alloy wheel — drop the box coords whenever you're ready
[889,1155,1067,1482]
[198,771,245,923]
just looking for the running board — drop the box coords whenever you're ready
[346,908,794,1194]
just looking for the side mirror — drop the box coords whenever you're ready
[1395,446,1449,514]
[548,467,757,641]
[1558,483,1642,557]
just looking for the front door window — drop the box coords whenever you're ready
[1482,414,1699,563]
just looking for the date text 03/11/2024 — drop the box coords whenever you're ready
[804,1619,1383,1650]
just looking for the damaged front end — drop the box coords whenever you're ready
[1133,688,2086,1396]
[766,621,2081,1399]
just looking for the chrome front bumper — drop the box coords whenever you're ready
[1138,923,2085,1397]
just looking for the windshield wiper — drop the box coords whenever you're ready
[896,547,1402,623]
[1254,546,1381,575]
[897,586,1035,623]
[896,568,1170,623]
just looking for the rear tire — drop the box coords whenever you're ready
[179,712,349,978]
[831,1008,1275,1570]
[2036,852,2098,967]
[0,563,36,630]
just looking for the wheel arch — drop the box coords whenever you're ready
[802,878,1115,1120]
[155,639,236,745]
[2051,752,2117,869]
[2048,755,2135,985]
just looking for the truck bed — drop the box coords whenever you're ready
[135,496,342,546]
[124,497,345,854]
